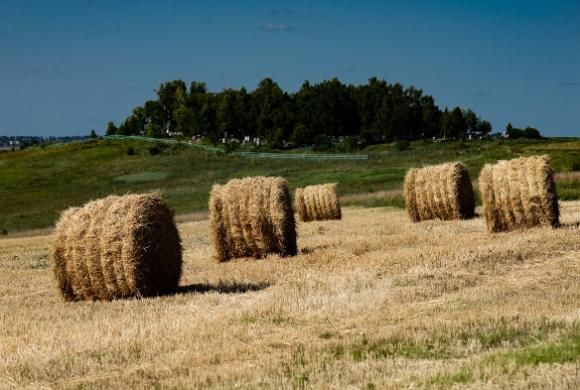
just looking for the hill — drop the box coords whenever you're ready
[1,137,579,234]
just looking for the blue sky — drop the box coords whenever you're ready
[0,0,578,136]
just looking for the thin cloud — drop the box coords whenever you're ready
[260,22,295,32]
[269,9,295,16]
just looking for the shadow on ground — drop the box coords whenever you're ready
[176,281,271,295]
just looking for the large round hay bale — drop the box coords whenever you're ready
[295,183,341,222]
[209,176,297,262]
[51,193,182,301]
[479,155,559,233]
[404,162,475,222]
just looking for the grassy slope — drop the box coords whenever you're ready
[1,138,580,233]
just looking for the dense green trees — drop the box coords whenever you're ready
[111,77,499,147]
[505,123,542,139]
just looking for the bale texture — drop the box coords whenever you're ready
[404,162,475,222]
[52,193,182,301]
[479,155,559,233]
[295,183,342,222]
[209,176,297,261]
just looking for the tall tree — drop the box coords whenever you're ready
[156,80,187,134]
[105,121,118,135]
[252,78,290,144]
[444,107,467,138]
[217,89,238,139]
[420,95,441,138]
[463,109,479,135]
[477,120,492,136]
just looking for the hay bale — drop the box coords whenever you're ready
[404,162,475,222]
[209,176,297,262]
[479,155,559,233]
[51,193,182,301]
[295,183,341,222]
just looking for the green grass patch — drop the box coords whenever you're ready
[341,194,405,209]
[328,320,567,364]
[114,171,169,184]
[429,366,474,387]
[426,325,580,388]
[458,319,563,349]
[557,181,580,201]
[1,138,580,232]
[329,334,454,361]
[485,330,580,367]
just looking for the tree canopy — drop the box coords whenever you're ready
[110,77,499,147]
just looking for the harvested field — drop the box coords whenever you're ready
[1,203,580,388]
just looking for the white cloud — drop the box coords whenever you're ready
[260,22,295,32]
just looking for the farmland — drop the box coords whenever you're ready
[1,203,579,388]
[1,137,580,388]
[1,137,580,235]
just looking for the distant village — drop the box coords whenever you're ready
[0,136,90,151]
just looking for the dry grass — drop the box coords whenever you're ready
[404,162,475,222]
[340,189,403,203]
[52,193,182,301]
[209,176,297,262]
[556,171,580,184]
[480,155,559,233]
[295,183,341,222]
[1,203,580,388]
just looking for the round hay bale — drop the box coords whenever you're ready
[295,183,341,222]
[51,193,182,301]
[404,162,475,222]
[209,176,297,262]
[479,155,559,233]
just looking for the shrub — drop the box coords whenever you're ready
[312,135,333,152]
[148,145,162,156]
[395,140,411,151]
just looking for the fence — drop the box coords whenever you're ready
[236,151,368,160]
[103,135,369,160]
[103,135,225,153]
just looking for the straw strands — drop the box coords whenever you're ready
[295,183,341,222]
[404,162,475,222]
[51,193,182,301]
[209,176,297,262]
[479,155,559,233]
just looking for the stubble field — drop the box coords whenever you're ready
[1,203,579,389]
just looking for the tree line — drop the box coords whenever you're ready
[107,77,499,148]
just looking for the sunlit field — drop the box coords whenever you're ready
[2,203,579,388]
[1,138,580,235]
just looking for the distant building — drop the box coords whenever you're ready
[0,140,20,151]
